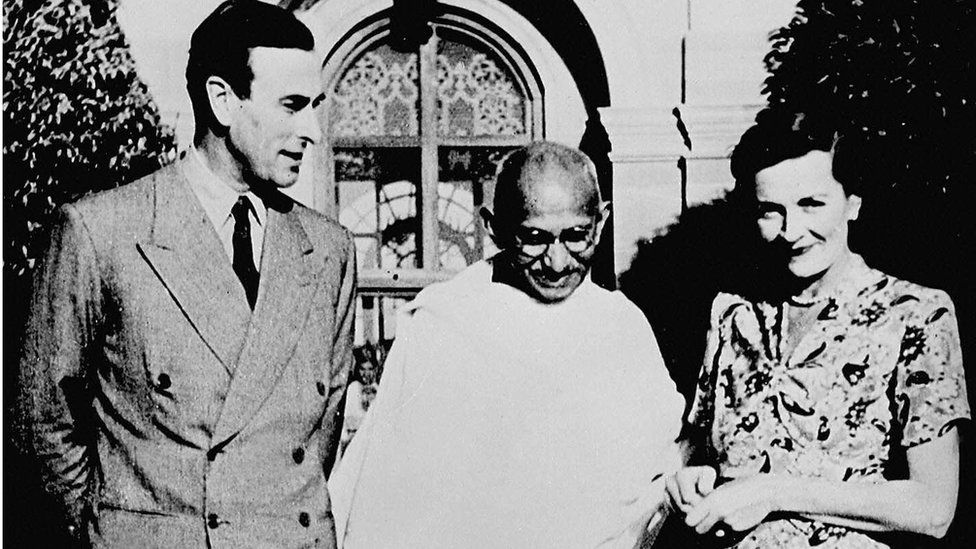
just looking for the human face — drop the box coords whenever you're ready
[227,47,324,189]
[753,150,861,283]
[502,176,603,304]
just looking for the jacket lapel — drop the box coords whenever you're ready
[135,161,252,373]
[212,204,324,444]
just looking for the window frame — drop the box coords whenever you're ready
[322,14,544,291]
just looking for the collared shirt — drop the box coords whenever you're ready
[183,148,267,271]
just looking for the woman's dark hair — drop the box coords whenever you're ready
[185,0,315,142]
[726,110,867,301]
[729,110,861,200]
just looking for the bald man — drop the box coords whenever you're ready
[330,142,685,548]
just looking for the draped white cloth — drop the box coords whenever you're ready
[330,260,684,548]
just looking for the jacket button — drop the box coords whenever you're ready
[157,373,172,390]
[298,511,310,528]
[316,381,326,396]
[292,447,305,464]
[207,513,220,529]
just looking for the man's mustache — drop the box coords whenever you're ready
[533,267,581,281]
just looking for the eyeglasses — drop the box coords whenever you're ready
[512,223,597,259]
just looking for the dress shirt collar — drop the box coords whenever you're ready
[184,147,267,228]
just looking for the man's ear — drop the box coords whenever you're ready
[846,194,862,222]
[593,200,612,245]
[480,206,498,240]
[205,76,238,129]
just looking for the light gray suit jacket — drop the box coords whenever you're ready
[15,158,356,548]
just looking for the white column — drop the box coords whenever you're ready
[599,107,686,274]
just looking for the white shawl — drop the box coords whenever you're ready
[330,260,684,548]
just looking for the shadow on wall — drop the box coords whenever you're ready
[618,195,756,404]
[619,184,976,548]
[623,182,976,402]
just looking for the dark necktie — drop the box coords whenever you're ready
[231,196,259,309]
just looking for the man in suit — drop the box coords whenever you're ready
[14,1,356,547]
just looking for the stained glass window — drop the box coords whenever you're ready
[327,23,539,349]
[328,21,543,450]
[436,147,515,268]
[335,146,511,271]
[329,45,420,137]
[436,39,526,137]
[335,148,420,270]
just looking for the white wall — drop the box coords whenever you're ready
[118,0,799,272]
[586,0,798,273]
[117,0,222,146]
[117,0,320,207]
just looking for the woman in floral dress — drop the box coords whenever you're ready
[666,113,970,548]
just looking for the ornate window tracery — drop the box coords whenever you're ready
[327,24,540,287]
[436,40,526,137]
[329,45,419,137]
[323,13,545,448]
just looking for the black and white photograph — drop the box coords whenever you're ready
[4,0,974,547]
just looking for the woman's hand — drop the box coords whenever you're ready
[683,474,779,535]
[667,431,960,539]
[665,466,717,514]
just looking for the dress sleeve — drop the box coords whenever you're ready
[894,290,971,448]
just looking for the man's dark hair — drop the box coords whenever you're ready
[492,141,601,229]
[730,109,860,199]
[186,0,315,142]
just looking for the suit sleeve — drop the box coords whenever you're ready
[322,234,358,475]
[14,204,102,535]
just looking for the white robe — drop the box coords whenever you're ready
[330,260,684,548]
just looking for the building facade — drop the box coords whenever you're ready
[119,0,798,344]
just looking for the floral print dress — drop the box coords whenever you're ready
[689,255,970,548]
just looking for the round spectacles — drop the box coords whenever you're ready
[512,223,597,259]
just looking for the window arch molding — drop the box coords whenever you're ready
[317,4,556,283]
[300,2,587,216]
[293,0,589,347]
[321,9,545,134]
[300,0,587,145]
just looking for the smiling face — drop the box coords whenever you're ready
[753,150,862,285]
[226,46,324,189]
[499,170,604,304]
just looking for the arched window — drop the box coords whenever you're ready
[324,16,542,344]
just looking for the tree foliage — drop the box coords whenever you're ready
[763,0,976,194]
[3,0,177,285]
[624,0,976,373]
[4,4,176,544]
[760,0,976,290]
[624,3,976,543]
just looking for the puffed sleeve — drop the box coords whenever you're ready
[894,290,970,448]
